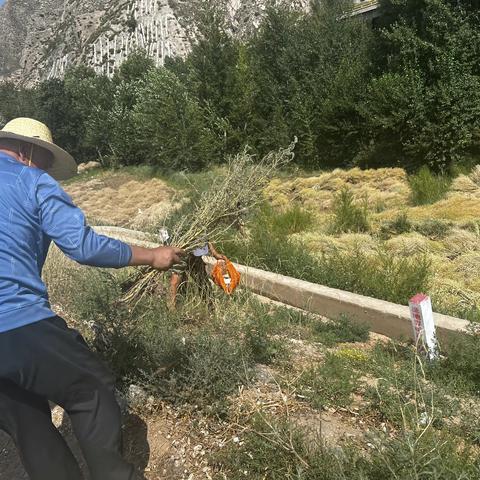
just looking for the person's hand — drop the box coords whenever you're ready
[129,245,186,270]
[150,246,186,271]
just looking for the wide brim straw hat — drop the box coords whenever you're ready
[0,118,77,181]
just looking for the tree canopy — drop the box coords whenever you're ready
[0,1,478,172]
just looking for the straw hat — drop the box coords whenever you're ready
[0,118,77,180]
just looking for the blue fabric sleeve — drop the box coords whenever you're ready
[36,174,132,268]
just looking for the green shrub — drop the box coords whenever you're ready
[213,415,363,480]
[316,247,431,305]
[429,325,480,395]
[269,205,314,236]
[365,428,480,480]
[243,305,289,365]
[409,166,452,206]
[164,331,252,416]
[331,187,369,234]
[243,300,370,348]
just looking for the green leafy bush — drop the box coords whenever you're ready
[133,68,220,170]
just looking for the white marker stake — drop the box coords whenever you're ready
[409,294,438,360]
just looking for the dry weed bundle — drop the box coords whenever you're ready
[169,143,295,251]
[122,143,296,306]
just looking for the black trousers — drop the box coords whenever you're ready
[0,316,137,480]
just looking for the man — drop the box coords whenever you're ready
[0,118,184,480]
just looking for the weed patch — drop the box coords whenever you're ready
[379,212,413,238]
[296,353,360,408]
[428,325,480,395]
[213,414,480,480]
[226,228,431,306]
[244,317,289,366]
[311,315,370,347]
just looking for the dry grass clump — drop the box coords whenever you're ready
[385,233,442,257]
[168,144,294,251]
[66,173,176,227]
[131,200,183,231]
[265,167,409,213]
[290,232,378,255]
[449,175,480,196]
[442,228,480,257]
[469,165,480,186]
[407,195,480,222]
[329,233,379,254]
[453,252,480,286]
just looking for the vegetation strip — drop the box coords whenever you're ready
[95,226,470,345]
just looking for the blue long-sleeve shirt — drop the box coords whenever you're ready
[0,152,132,333]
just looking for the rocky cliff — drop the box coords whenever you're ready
[1,1,378,86]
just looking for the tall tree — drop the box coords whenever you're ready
[133,68,220,170]
[360,0,480,171]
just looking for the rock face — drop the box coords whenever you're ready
[0,0,310,86]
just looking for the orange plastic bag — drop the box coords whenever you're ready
[211,258,241,294]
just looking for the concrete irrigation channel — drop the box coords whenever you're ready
[95,226,471,346]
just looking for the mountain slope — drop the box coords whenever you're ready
[0,0,311,86]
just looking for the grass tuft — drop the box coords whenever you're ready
[331,187,370,234]
[311,315,370,347]
[296,353,360,409]
[409,166,452,206]
[379,212,412,238]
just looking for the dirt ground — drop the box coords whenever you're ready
[0,356,371,480]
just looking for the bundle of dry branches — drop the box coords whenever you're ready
[122,142,296,306]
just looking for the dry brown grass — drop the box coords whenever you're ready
[469,165,480,186]
[267,164,480,319]
[385,233,443,257]
[265,167,409,214]
[291,232,379,255]
[65,172,176,227]
[442,229,480,257]
[450,175,480,196]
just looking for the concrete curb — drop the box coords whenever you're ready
[96,226,471,345]
[94,226,158,248]
[208,260,470,346]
